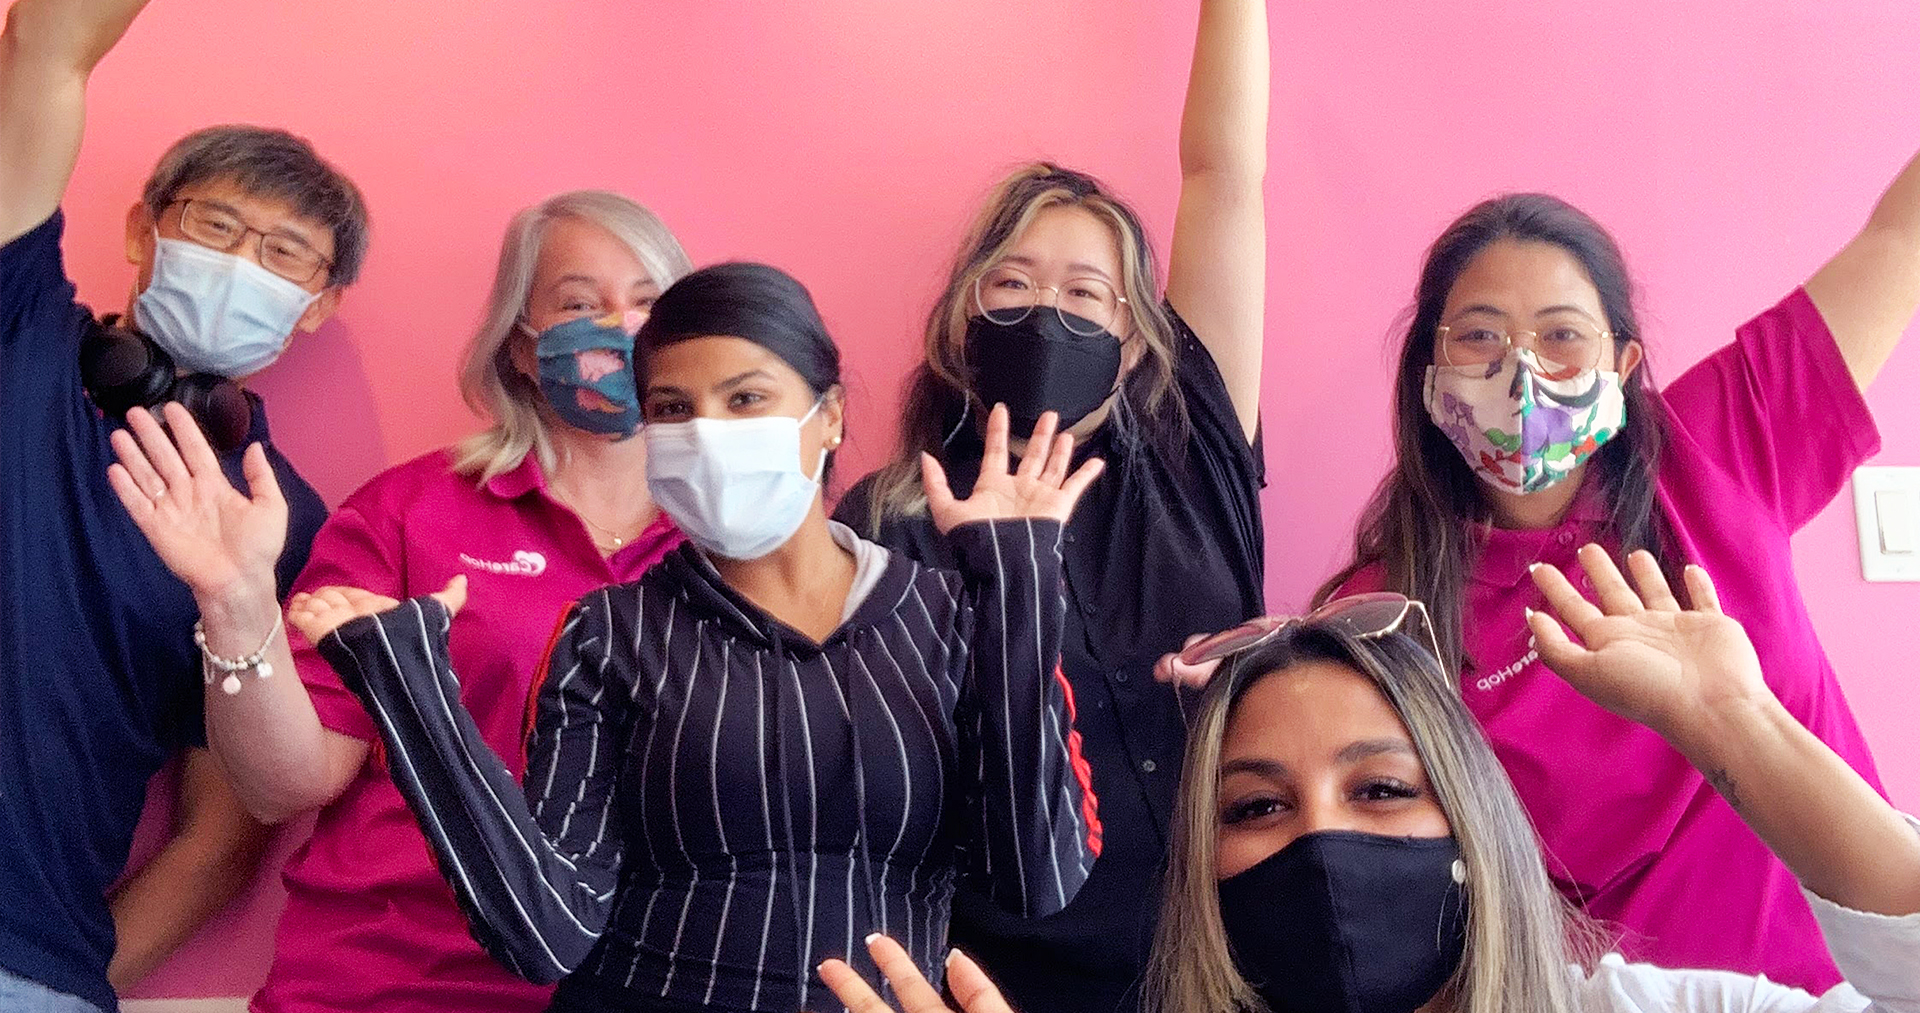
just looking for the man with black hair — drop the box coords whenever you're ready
[0,1,367,1008]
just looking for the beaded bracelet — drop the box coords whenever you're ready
[194,612,282,696]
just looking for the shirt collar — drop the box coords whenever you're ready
[483,451,547,501]
[1471,476,1611,587]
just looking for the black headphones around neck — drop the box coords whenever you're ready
[80,315,254,454]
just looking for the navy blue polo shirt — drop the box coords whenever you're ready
[0,212,327,1011]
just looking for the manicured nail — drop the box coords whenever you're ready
[1527,563,1542,573]
[864,932,881,946]
[1523,607,1536,620]
[946,948,961,967]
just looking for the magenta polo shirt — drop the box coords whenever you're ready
[254,449,681,1013]
[1347,288,1884,991]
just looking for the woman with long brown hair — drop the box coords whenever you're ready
[1304,150,1920,988]
[836,2,1271,1007]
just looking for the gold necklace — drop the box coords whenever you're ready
[577,510,636,549]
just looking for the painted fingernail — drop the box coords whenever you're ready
[1523,607,1536,620]
[946,948,961,967]
[864,932,881,946]
[1527,563,1542,573]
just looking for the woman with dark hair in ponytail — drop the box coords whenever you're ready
[1289,151,1920,989]
[114,262,1105,1013]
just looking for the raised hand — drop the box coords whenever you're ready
[816,934,1016,1013]
[288,576,468,646]
[1526,546,1771,742]
[922,404,1106,535]
[106,403,286,599]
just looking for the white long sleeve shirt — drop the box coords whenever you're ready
[1573,815,1920,1012]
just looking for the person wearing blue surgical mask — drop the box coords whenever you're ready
[0,1,368,1009]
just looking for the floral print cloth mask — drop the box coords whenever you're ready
[1424,347,1626,494]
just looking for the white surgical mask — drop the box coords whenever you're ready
[644,401,827,560]
[134,234,318,377]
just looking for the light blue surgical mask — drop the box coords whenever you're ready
[644,401,827,560]
[133,234,318,377]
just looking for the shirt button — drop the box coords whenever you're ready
[1557,532,1575,546]
[1112,670,1129,684]
[1141,759,1158,773]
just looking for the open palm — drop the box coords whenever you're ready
[922,404,1105,535]
[1527,546,1769,742]
[106,403,286,599]
[816,934,1015,1013]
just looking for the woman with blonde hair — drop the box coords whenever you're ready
[835,2,1271,1006]
[822,549,1920,1013]
[110,189,693,1013]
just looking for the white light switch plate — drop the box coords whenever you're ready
[1853,466,1920,582]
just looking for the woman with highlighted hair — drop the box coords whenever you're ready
[838,1,1272,1006]
[826,551,1920,1013]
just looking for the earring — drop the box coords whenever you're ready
[1450,859,1468,885]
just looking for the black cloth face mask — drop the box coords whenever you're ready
[1217,830,1468,1013]
[963,311,1122,433]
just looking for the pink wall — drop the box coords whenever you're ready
[52,0,1917,998]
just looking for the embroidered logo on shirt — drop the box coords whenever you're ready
[1474,635,1539,693]
[459,550,548,577]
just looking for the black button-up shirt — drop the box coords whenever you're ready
[836,306,1266,1013]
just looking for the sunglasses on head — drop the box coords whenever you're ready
[1177,592,1443,669]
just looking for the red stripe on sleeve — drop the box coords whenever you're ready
[1050,660,1103,858]
[519,602,579,778]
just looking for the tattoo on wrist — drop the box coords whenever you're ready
[1707,767,1744,812]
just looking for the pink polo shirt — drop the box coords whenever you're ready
[255,449,681,1013]
[1347,288,1884,991]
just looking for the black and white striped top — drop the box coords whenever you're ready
[317,518,1099,1013]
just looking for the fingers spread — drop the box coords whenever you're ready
[1683,564,1724,615]
[109,428,168,499]
[242,443,286,510]
[163,401,224,480]
[106,464,156,523]
[817,958,891,1013]
[1578,543,1645,615]
[1525,605,1592,679]
[1017,411,1058,479]
[920,453,957,520]
[1529,561,1605,636]
[866,934,948,1013]
[945,950,1013,1013]
[1626,550,1680,612]
[126,406,192,491]
[1058,457,1105,504]
[981,404,1011,479]
[1039,432,1074,488]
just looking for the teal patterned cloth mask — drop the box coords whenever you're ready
[529,310,645,438]
[1424,347,1626,494]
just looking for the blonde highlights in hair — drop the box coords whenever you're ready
[1147,626,1602,1013]
[863,163,1189,527]
[452,190,692,484]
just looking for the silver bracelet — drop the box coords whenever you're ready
[194,612,282,696]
